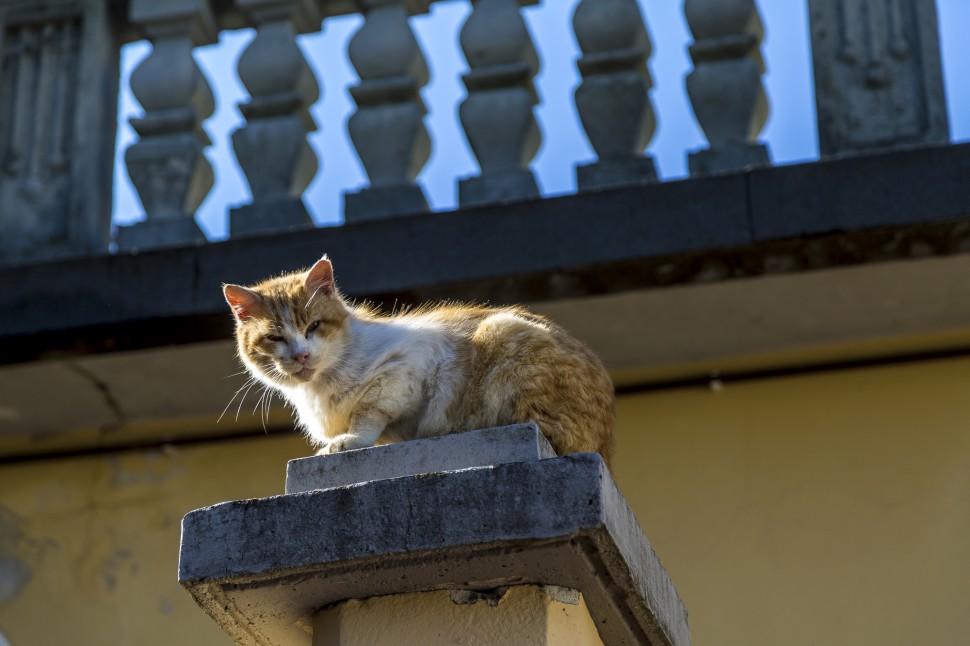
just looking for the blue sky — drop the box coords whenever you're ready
[112,0,970,241]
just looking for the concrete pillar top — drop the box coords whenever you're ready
[179,425,690,645]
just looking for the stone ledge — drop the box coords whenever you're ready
[285,423,555,493]
[180,453,690,646]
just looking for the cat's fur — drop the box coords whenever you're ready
[223,256,615,464]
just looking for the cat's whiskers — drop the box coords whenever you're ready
[234,379,259,422]
[218,377,256,423]
[253,386,272,432]
[260,387,274,431]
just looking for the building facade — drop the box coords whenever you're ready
[1,0,968,644]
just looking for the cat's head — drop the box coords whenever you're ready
[223,256,350,387]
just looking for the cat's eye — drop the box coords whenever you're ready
[306,320,321,334]
[266,334,285,343]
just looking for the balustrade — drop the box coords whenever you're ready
[0,0,960,262]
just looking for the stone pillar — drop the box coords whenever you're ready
[0,0,118,264]
[343,0,432,223]
[573,0,658,191]
[684,0,771,176]
[229,0,321,236]
[180,424,691,645]
[457,0,541,207]
[807,0,949,156]
[117,0,216,251]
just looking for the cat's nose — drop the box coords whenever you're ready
[292,350,309,364]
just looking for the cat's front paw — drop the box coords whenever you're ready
[318,434,373,455]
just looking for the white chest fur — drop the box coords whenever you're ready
[286,316,459,444]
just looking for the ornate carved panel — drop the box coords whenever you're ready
[809,0,949,155]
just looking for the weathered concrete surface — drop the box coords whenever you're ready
[458,168,541,207]
[285,423,555,493]
[115,217,207,252]
[229,199,315,237]
[344,184,430,222]
[688,143,770,176]
[180,453,690,646]
[577,157,657,192]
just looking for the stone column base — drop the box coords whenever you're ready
[577,157,658,191]
[688,142,770,176]
[343,184,429,223]
[458,169,540,207]
[116,218,206,252]
[229,199,314,237]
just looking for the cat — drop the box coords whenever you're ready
[223,256,616,465]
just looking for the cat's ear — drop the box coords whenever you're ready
[223,284,265,321]
[305,256,335,298]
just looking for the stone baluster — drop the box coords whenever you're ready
[684,0,771,176]
[458,0,541,207]
[230,0,321,236]
[572,0,658,191]
[343,0,432,222]
[118,0,216,251]
[344,0,432,223]
[807,0,949,156]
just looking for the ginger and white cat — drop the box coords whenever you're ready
[223,256,615,464]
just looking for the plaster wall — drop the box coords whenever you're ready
[313,586,603,646]
[0,434,309,646]
[612,354,970,645]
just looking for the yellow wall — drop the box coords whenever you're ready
[0,434,308,646]
[612,355,970,645]
[314,586,602,646]
[1,355,968,645]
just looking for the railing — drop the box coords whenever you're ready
[0,0,956,264]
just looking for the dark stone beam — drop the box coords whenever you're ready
[1,143,969,366]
